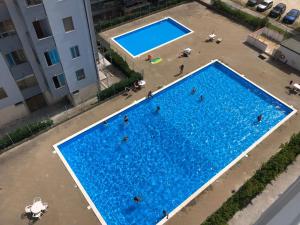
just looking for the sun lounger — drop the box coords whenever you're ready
[293,83,300,91]
[216,38,222,44]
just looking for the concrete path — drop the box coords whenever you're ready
[255,176,300,225]
[229,155,300,225]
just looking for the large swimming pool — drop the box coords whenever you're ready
[112,17,193,57]
[55,60,295,225]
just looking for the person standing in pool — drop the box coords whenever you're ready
[124,115,129,123]
[163,210,169,219]
[257,114,263,122]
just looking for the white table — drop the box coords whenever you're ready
[31,201,44,214]
[209,34,216,40]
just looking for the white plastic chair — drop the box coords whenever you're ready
[42,202,48,211]
[33,197,42,203]
[25,205,32,214]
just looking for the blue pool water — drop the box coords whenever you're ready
[113,17,192,57]
[57,62,293,225]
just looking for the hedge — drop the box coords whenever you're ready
[0,119,53,151]
[202,132,300,225]
[265,23,292,39]
[97,50,143,102]
[212,0,268,29]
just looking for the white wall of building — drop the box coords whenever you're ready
[43,0,98,97]
[278,46,300,71]
[0,53,29,125]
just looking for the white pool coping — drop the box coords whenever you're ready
[53,59,297,225]
[111,16,194,58]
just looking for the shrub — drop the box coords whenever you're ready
[97,50,143,102]
[0,119,53,151]
[212,0,268,29]
[202,132,300,225]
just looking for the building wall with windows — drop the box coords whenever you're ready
[0,53,29,126]
[0,0,99,126]
[43,0,99,103]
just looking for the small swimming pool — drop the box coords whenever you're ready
[112,17,193,57]
[54,60,295,225]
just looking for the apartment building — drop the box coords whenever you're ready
[0,0,99,126]
[91,0,150,21]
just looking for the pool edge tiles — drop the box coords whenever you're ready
[53,59,296,225]
[111,17,194,58]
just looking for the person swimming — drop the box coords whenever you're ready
[257,114,262,122]
[199,95,204,102]
[163,210,169,219]
[191,87,196,95]
[156,106,160,112]
[123,136,128,142]
[133,196,141,203]
[124,115,129,123]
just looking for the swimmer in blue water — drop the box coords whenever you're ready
[191,87,196,95]
[257,114,262,122]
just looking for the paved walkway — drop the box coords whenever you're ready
[255,176,300,225]
[229,156,300,225]
[1,2,300,225]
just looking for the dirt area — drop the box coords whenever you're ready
[1,2,300,225]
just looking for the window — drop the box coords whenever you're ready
[44,49,60,66]
[0,87,8,100]
[75,69,85,81]
[70,46,80,59]
[5,49,27,66]
[16,75,38,90]
[33,19,52,39]
[0,19,16,38]
[62,17,74,32]
[26,0,42,6]
[52,74,66,88]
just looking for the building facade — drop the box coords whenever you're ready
[0,0,99,126]
[91,0,150,21]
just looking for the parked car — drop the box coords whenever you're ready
[256,0,273,12]
[269,3,286,18]
[282,9,300,24]
[247,0,263,7]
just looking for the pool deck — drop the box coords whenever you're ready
[1,2,300,225]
